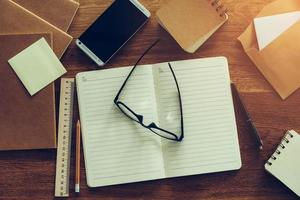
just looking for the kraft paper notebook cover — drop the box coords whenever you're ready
[76,57,241,187]
[238,0,300,100]
[13,0,79,32]
[156,0,228,53]
[0,33,56,151]
[0,0,72,58]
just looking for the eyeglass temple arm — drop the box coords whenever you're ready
[168,63,184,141]
[114,39,160,102]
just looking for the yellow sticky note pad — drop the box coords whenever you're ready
[8,37,66,95]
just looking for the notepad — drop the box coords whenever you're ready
[8,37,66,95]
[76,57,242,187]
[156,0,228,53]
[265,130,300,197]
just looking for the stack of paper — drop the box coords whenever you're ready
[0,0,79,150]
[0,0,79,58]
[0,0,79,95]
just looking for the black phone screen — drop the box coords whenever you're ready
[79,0,148,63]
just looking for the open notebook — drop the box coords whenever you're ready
[76,57,242,187]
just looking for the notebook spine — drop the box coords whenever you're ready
[266,130,295,166]
[209,0,228,17]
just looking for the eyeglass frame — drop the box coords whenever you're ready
[113,40,184,142]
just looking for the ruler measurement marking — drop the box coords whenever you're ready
[55,78,75,197]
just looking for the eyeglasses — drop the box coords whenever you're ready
[113,40,184,142]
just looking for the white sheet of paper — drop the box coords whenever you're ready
[8,37,66,95]
[254,11,300,50]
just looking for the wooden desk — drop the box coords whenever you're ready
[0,0,299,199]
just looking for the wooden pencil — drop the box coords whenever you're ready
[75,120,81,193]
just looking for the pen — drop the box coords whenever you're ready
[231,83,263,150]
[75,120,81,193]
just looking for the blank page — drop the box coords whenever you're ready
[154,57,242,177]
[265,130,300,197]
[76,65,165,187]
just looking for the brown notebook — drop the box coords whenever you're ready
[0,0,72,58]
[12,0,79,32]
[0,33,56,151]
[156,0,228,53]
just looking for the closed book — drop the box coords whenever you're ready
[0,34,56,150]
[13,0,79,32]
[0,0,72,58]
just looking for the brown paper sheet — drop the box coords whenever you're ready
[238,0,300,99]
[13,0,79,32]
[0,0,72,58]
[0,33,56,151]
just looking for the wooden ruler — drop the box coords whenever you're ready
[55,78,75,197]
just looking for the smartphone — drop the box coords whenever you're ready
[76,0,150,66]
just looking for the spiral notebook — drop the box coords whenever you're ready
[265,130,300,197]
[76,57,241,187]
[156,0,228,53]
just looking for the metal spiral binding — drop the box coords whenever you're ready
[266,131,294,166]
[209,0,228,17]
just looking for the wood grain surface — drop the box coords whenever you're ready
[1,0,300,199]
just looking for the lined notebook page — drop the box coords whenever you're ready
[155,57,242,177]
[76,65,165,187]
[265,130,300,197]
